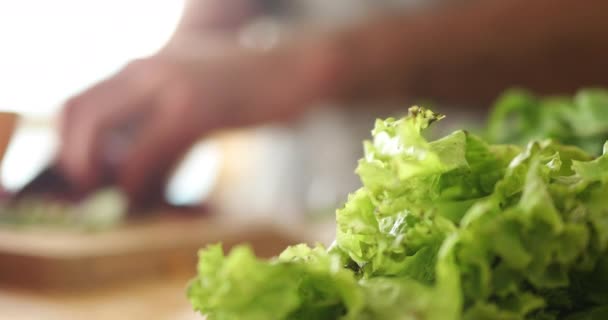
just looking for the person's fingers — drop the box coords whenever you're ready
[117,85,200,204]
[58,61,156,188]
[59,87,121,188]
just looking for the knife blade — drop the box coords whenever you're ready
[11,165,83,202]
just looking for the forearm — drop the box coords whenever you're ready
[325,0,608,107]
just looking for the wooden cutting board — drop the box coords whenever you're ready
[0,212,306,290]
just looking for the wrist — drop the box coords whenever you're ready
[294,33,366,106]
[302,18,434,106]
[301,37,346,103]
[296,27,417,106]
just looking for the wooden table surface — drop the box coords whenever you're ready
[0,214,335,319]
[0,275,204,320]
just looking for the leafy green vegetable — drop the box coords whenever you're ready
[0,188,127,230]
[188,105,608,319]
[486,88,608,155]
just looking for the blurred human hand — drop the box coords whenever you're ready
[58,38,339,204]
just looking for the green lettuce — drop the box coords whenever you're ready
[188,105,608,319]
[486,88,608,155]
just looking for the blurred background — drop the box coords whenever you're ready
[1,0,481,222]
[0,0,536,319]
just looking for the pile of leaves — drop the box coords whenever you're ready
[188,105,608,319]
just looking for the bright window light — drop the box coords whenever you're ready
[0,0,185,117]
[0,0,186,190]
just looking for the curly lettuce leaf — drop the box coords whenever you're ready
[189,104,608,320]
[187,244,365,320]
